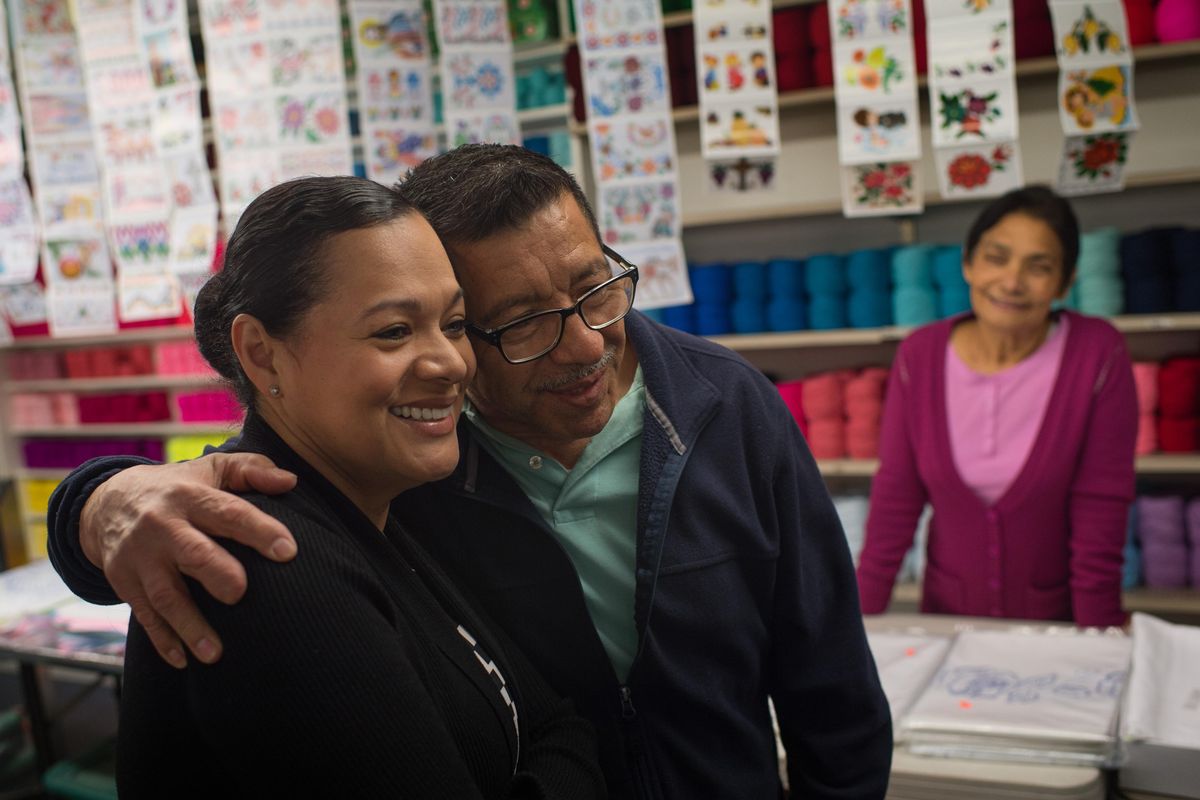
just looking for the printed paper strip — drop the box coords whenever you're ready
[575,0,691,308]
[831,0,924,216]
[434,0,520,147]
[925,0,1023,200]
[348,0,437,185]
[1050,0,1138,195]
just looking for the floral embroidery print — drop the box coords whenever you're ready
[853,161,915,207]
[1061,5,1125,56]
[1069,132,1127,179]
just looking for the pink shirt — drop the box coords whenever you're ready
[946,316,1069,506]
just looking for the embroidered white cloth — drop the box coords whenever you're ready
[867,631,951,730]
[1122,612,1200,750]
[901,628,1131,766]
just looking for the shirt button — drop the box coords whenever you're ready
[528,455,542,470]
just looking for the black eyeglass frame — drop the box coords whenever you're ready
[465,244,640,365]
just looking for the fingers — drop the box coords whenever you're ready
[188,486,297,564]
[123,568,222,669]
[208,452,296,495]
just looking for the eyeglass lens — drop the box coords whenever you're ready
[499,272,635,362]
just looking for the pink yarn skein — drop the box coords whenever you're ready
[1156,0,1200,42]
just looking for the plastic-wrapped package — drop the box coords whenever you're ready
[900,628,1131,767]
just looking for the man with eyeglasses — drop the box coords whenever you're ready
[46,145,891,799]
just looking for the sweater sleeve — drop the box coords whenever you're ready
[47,456,155,604]
[858,344,929,613]
[766,395,893,799]
[1068,336,1137,627]
[120,501,498,798]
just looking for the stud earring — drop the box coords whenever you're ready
[269,385,281,397]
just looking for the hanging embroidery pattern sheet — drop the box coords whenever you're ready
[434,0,519,147]
[0,4,40,288]
[576,0,691,308]
[830,0,922,216]
[926,0,1023,199]
[1050,0,1139,194]
[349,0,436,185]
[199,0,352,227]
[694,1,780,170]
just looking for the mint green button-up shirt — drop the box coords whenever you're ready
[464,367,644,680]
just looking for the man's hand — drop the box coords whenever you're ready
[80,453,297,669]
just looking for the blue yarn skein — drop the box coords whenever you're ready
[931,246,965,289]
[892,245,936,289]
[804,254,847,296]
[846,248,892,293]
[767,259,805,298]
[767,298,806,331]
[732,261,769,300]
[894,286,938,326]
[848,289,893,328]
[808,295,848,330]
[689,262,732,304]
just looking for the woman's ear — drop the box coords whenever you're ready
[231,314,280,398]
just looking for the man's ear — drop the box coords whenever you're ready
[231,313,281,397]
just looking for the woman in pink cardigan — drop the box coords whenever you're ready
[857,186,1137,627]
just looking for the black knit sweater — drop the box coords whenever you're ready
[116,414,604,798]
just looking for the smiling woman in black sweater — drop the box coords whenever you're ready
[115,177,603,798]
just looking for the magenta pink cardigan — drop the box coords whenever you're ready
[857,310,1137,627]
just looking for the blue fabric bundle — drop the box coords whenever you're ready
[848,289,892,328]
[846,249,892,293]
[1122,503,1142,590]
[689,262,733,304]
[894,286,939,327]
[805,254,847,330]
[1076,227,1123,317]
[767,259,805,299]
[804,254,847,295]
[660,304,696,334]
[1077,277,1124,317]
[892,246,938,326]
[891,245,936,289]
[1120,229,1177,314]
[694,303,732,336]
[931,246,964,290]
[767,298,806,331]
[730,262,767,333]
[732,298,767,333]
[809,296,848,330]
[732,261,768,300]
[1171,229,1200,312]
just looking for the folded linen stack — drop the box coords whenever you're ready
[866,631,952,731]
[900,629,1131,767]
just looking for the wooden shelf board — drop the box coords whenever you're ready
[682,167,1200,228]
[3,326,194,351]
[13,423,239,438]
[709,313,1200,352]
[8,375,220,393]
[14,469,69,481]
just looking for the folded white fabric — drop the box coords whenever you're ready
[867,631,952,731]
[1123,612,1200,750]
[901,628,1131,766]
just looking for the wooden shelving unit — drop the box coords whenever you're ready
[7,375,219,393]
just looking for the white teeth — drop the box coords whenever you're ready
[390,405,453,420]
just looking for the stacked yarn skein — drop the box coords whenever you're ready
[1137,496,1190,587]
[932,245,970,318]
[690,262,733,336]
[802,371,847,458]
[806,254,848,330]
[1189,498,1200,591]
[1171,229,1200,311]
[891,245,939,327]
[767,259,806,331]
[847,249,893,329]
[1132,362,1160,455]
[775,378,808,438]
[1157,357,1200,452]
[1123,504,1142,589]
[844,368,888,458]
[1120,229,1175,314]
[1076,228,1125,316]
[732,261,769,333]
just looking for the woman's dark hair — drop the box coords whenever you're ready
[193,176,416,408]
[396,143,600,248]
[964,185,1080,289]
